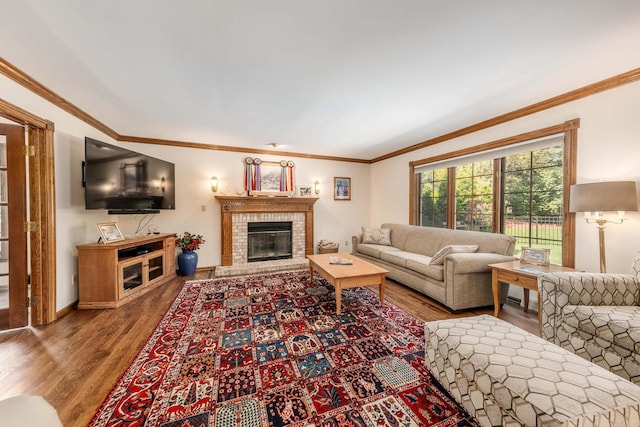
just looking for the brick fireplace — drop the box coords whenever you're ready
[215,196,318,266]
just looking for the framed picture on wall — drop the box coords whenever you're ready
[334,177,351,200]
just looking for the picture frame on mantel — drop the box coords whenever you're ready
[334,177,351,200]
[248,160,295,197]
[298,186,312,197]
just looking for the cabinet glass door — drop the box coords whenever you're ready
[147,253,164,284]
[120,261,143,295]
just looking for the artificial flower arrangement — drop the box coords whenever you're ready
[176,231,205,252]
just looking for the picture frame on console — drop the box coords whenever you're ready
[96,222,125,244]
[334,177,351,200]
[520,247,550,265]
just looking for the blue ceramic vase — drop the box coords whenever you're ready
[178,250,198,276]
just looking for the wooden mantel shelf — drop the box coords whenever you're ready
[215,196,319,266]
[215,195,318,211]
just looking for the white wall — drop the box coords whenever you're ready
[116,143,370,268]
[371,80,640,308]
[1,72,369,311]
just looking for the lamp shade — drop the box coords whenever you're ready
[569,181,638,213]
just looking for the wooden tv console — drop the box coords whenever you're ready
[77,233,176,309]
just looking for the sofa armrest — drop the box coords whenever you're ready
[444,252,517,274]
[351,234,362,255]
[538,272,640,344]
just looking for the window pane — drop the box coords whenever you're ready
[533,146,563,167]
[455,178,472,196]
[502,146,563,264]
[532,166,562,193]
[454,160,495,232]
[473,175,493,194]
[433,168,447,181]
[505,152,531,171]
[0,171,6,203]
[455,164,472,178]
[0,137,5,168]
[504,170,531,190]
[0,241,7,265]
[474,160,493,175]
[0,206,7,239]
[418,169,448,228]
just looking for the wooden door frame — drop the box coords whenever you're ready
[0,98,56,325]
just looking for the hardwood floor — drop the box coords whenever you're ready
[0,272,537,426]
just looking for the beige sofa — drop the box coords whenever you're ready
[352,223,516,311]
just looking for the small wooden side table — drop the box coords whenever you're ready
[489,260,580,333]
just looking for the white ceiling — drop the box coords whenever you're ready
[2,1,640,160]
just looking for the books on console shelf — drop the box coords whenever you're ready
[329,256,353,265]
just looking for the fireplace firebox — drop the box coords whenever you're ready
[247,221,293,262]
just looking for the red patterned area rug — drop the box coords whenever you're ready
[89,270,476,426]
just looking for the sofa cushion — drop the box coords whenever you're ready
[379,251,445,282]
[405,258,445,281]
[361,227,392,245]
[429,244,479,265]
[562,305,640,353]
[403,227,445,256]
[379,250,413,267]
[441,230,515,255]
[356,243,400,259]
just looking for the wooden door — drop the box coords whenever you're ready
[0,124,28,330]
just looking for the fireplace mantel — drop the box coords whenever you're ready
[215,196,319,266]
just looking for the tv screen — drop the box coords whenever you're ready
[84,138,176,213]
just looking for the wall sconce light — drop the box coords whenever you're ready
[314,180,320,195]
[161,176,166,193]
[210,176,219,193]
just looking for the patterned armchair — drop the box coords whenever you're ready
[538,254,640,385]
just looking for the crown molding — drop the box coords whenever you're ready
[371,68,640,163]
[0,57,119,139]
[117,135,369,164]
[2,55,639,165]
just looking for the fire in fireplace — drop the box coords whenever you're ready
[247,221,293,262]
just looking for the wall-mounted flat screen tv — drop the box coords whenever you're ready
[84,137,176,214]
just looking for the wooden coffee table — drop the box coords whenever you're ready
[489,260,581,333]
[307,252,388,314]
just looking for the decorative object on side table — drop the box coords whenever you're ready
[176,231,205,276]
[520,247,550,265]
